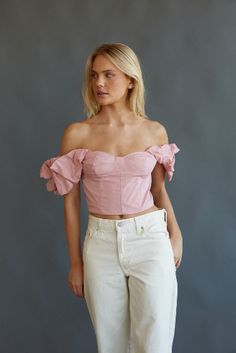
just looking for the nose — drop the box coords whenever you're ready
[95,76,105,87]
[96,81,104,88]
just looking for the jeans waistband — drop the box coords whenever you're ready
[87,208,167,232]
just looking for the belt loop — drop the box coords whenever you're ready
[134,217,143,234]
[97,217,102,231]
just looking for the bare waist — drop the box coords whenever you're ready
[89,205,163,220]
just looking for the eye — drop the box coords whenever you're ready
[91,73,97,79]
[106,73,113,78]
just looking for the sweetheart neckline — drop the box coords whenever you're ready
[71,144,169,159]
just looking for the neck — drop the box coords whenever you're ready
[98,103,138,126]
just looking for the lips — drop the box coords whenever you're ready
[96,91,108,96]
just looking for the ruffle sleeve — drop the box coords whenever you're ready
[39,149,88,195]
[147,143,180,181]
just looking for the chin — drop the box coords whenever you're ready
[97,99,113,106]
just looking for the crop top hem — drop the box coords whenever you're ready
[87,200,156,216]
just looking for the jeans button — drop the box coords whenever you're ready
[117,221,123,227]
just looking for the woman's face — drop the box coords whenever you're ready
[90,54,133,106]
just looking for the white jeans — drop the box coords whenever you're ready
[83,208,178,353]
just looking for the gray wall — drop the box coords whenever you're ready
[1,1,235,352]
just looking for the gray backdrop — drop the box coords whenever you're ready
[1,1,235,353]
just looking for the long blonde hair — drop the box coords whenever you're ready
[82,43,147,119]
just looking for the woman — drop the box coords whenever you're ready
[40,43,183,353]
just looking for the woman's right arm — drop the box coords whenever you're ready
[60,123,85,298]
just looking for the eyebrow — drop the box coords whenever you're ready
[91,69,115,73]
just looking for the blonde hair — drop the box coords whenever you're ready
[82,43,147,119]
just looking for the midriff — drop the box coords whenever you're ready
[89,205,162,220]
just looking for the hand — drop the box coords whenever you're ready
[68,264,84,298]
[169,233,183,270]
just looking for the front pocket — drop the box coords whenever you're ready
[143,223,168,237]
[85,227,104,240]
[82,228,96,260]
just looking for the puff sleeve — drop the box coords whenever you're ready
[148,143,180,181]
[39,149,89,195]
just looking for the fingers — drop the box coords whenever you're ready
[175,257,182,269]
[68,280,84,298]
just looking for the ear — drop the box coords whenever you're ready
[128,79,135,89]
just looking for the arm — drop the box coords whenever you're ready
[150,125,183,269]
[60,123,84,298]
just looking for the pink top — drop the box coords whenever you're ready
[39,143,180,215]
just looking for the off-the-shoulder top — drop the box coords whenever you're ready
[39,143,180,215]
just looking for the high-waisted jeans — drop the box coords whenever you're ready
[82,208,178,353]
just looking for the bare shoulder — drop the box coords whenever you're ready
[143,116,169,145]
[59,119,91,155]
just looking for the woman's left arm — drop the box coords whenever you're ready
[151,162,183,270]
[149,122,183,269]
